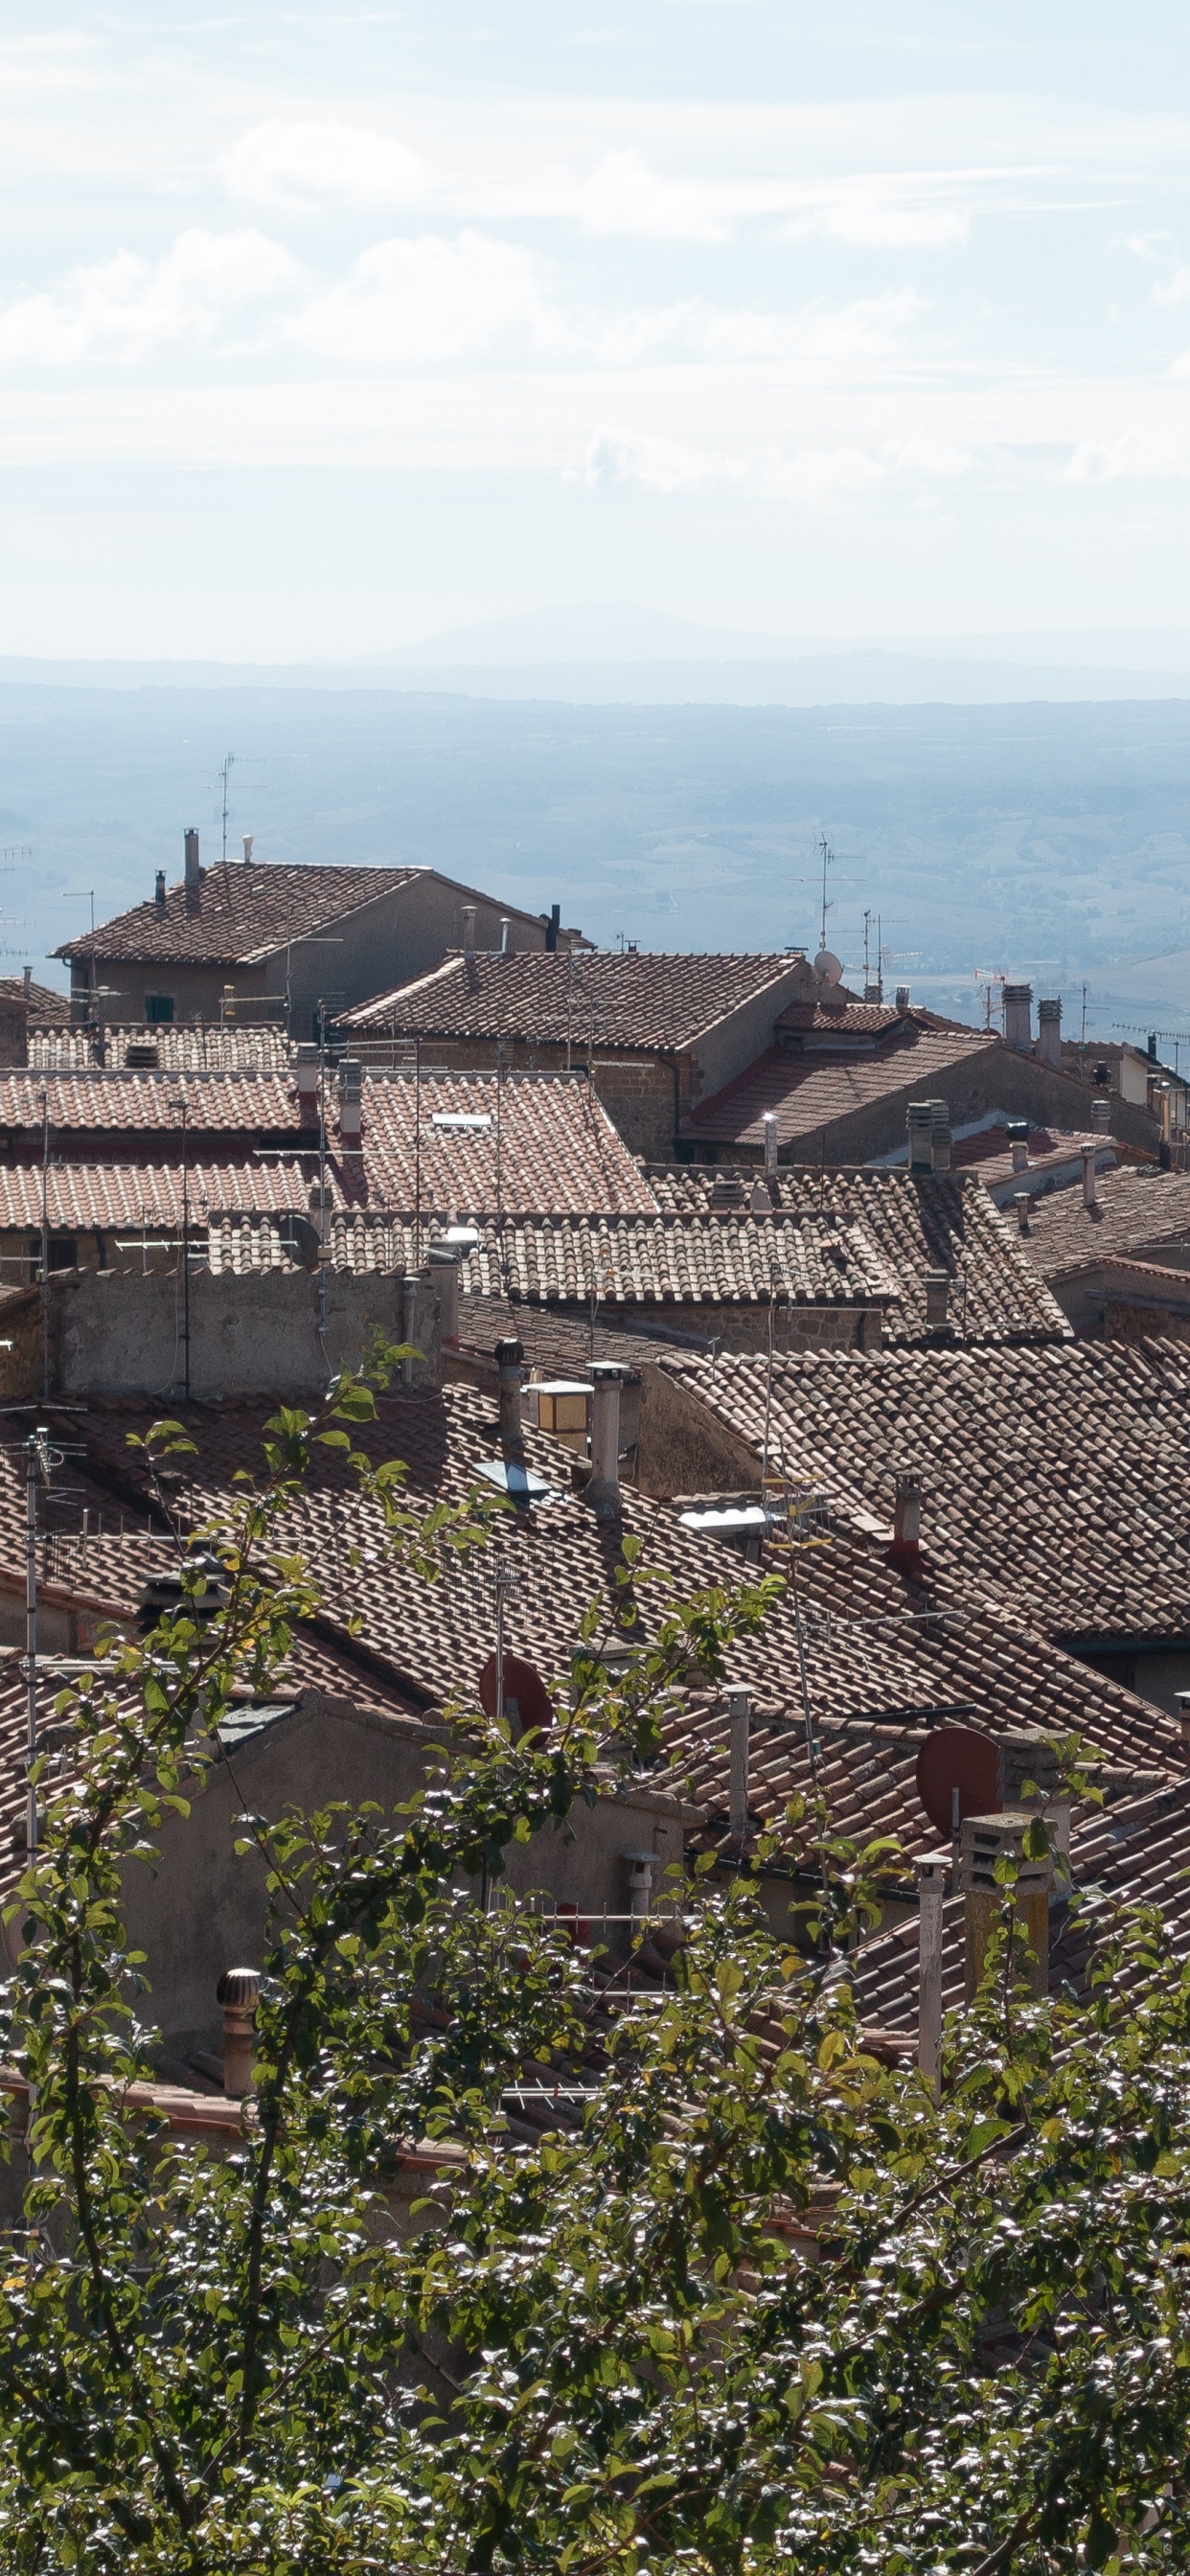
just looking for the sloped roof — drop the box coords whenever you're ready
[1017,1163,1190,1281]
[339,949,805,1053]
[652,1336,1190,1646]
[687,1027,997,1149]
[0,1070,298,1136]
[1,978,70,1024]
[56,863,422,967]
[642,1165,1070,1347]
[28,1025,293,1073]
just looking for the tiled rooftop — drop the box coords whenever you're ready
[687,1024,998,1148]
[0,1155,320,1235]
[2,979,70,1024]
[654,1337,1190,1646]
[28,1025,294,1073]
[774,998,904,1041]
[356,1070,655,1215]
[642,1165,1070,1347]
[1016,1164,1190,1281]
[56,863,423,967]
[0,1070,299,1135]
[339,949,805,1053]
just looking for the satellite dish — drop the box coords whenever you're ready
[813,948,844,987]
[915,1727,1000,1840]
[479,1651,553,1739]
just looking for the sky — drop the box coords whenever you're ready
[6,3,1190,659]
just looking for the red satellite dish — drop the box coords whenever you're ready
[915,1727,1000,1839]
[479,1651,553,1740]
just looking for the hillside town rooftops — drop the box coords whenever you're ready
[686,1024,999,1149]
[28,1024,294,1074]
[652,1336,1190,1648]
[338,949,808,1054]
[1015,1163,1190,1281]
[56,863,423,967]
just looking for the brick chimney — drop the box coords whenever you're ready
[891,1469,923,1559]
[337,1058,362,1150]
[585,1361,628,1521]
[1003,983,1032,1051]
[1081,1143,1098,1209]
[1036,997,1062,1069]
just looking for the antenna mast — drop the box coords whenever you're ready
[220,754,234,865]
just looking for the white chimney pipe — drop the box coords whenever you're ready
[499,915,511,954]
[1090,1096,1111,1134]
[586,1362,627,1521]
[1082,1143,1098,1209]
[241,834,254,864]
[762,1112,778,1178]
[916,1858,947,2100]
[726,1686,750,1843]
[461,905,477,958]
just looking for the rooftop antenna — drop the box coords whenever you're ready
[817,835,833,951]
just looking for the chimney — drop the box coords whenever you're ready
[1002,983,1033,1051]
[499,915,511,954]
[338,1058,362,1150]
[726,1685,750,1844]
[929,1103,951,1172]
[585,1361,627,1522]
[427,1244,460,1346]
[623,1851,654,1921]
[895,985,910,1013]
[217,1966,260,2097]
[1006,1116,1028,1172]
[1090,1096,1111,1134]
[916,1856,947,2100]
[184,828,200,895]
[997,1730,1070,1877]
[545,903,561,954]
[1081,1143,1098,1209]
[461,906,477,959]
[961,1811,1053,2002]
[154,870,167,911]
[891,1469,923,1557]
[295,1043,319,1129]
[494,1336,525,1460]
[906,1101,934,1172]
[762,1111,778,1179]
[1175,1690,1190,1765]
[1148,1031,1158,1064]
[241,834,254,864]
[924,1270,950,1331]
[1036,997,1062,1069]
[1014,1191,1031,1235]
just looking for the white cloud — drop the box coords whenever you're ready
[778,187,970,249]
[0,230,297,366]
[569,150,734,242]
[1064,429,1190,481]
[1154,267,1190,307]
[282,231,558,366]
[584,426,971,502]
[219,119,427,212]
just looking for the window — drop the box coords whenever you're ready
[145,995,175,1025]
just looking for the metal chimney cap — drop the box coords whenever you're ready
[217,1966,261,2011]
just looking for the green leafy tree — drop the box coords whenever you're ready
[1,1352,1190,2572]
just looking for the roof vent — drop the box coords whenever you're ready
[709,1176,744,1208]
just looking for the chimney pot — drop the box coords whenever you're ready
[494,1336,525,1459]
[1014,1190,1031,1235]
[895,985,910,1013]
[241,834,254,864]
[762,1111,778,1178]
[960,1812,1052,2002]
[892,1469,923,1554]
[929,1103,951,1173]
[183,827,200,894]
[461,905,477,958]
[906,1101,934,1172]
[1090,1095,1111,1134]
[585,1361,628,1521]
[726,1685,750,1843]
[217,1965,260,2097]
[337,1057,362,1149]
[1002,982,1033,1051]
[295,1042,319,1128]
[427,1243,460,1345]
[1036,997,1062,1069]
[1081,1143,1098,1209]
[924,1269,950,1331]
[499,914,511,954]
[154,869,167,911]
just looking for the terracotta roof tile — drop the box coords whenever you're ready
[56,863,423,967]
[28,1025,293,1073]
[687,1027,997,1148]
[1017,1164,1190,1281]
[643,1166,1069,1347]
[339,950,806,1053]
[653,1338,1190,1646]
[0,1070,299,1136]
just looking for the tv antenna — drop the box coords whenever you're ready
[208,753,264,864]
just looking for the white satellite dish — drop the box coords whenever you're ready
[813,947,843,987]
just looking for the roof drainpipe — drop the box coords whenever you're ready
[1081,1142,1098,1209]
[494,1337,525,1462]
[585,1361,627,1521]
[727,1684,750,1845]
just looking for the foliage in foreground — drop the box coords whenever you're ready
[0,1353,1186,2570]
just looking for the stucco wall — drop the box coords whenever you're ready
[17,1263,444,1401]
[634,1363,762,1501]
